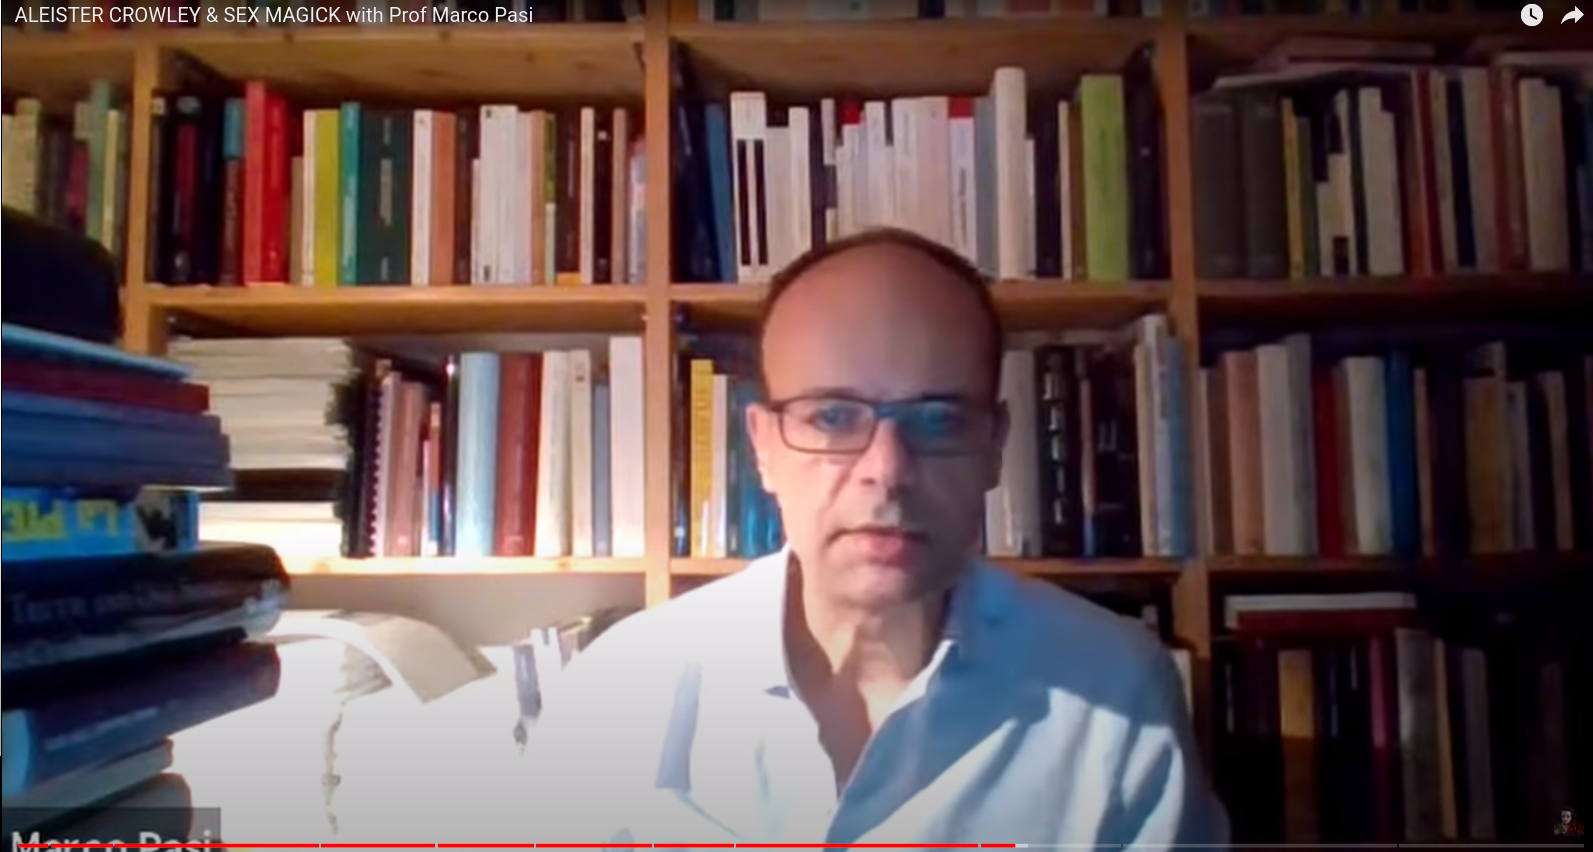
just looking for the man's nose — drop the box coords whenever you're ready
[850,418,917,488]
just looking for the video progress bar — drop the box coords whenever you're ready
[17,845,1021,849]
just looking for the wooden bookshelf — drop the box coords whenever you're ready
[5,8,1585,793]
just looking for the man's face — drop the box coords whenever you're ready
[750,245,1007,610]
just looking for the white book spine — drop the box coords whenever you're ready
[569,349,595,557]
[918,95,951,246]
[820,98,838,242]
[789,106,813,259]
[1344,356,1392,555]
[534,351,572,557]
[991,66,1028,280]
[764,126,790,270]
[864,101,890,230]
[950,104,977,264]
[608,336,646,557]
[300,111,318,286]
[411,110,433,286]
[579,107,597,284]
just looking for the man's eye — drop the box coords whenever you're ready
[808,404,864,432]
[912,405,966,434]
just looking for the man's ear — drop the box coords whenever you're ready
[746,402,779,495]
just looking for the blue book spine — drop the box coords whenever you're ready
[729,379,754,558]
[3,391,222,433]
[0,325,188,380]
[1,455,233,492]
[1385,351,1420,557]
[592,382,612,558]
[223,97,245,160]
[1165,342,1194,558]
[2,487,199,561]
[454,353,500,556]
[1,643,279,794]
[703,103,736,283]
[5,417,227,468]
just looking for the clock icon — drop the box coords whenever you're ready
[1522,3,1544,24]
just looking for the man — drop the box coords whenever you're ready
[525,227,1229,848]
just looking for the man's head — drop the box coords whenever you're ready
[748,227,1008,613]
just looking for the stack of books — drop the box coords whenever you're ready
[1,323,290,842]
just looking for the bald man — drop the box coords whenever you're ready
[524,228,1230,849]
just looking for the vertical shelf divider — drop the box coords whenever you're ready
[643,8,678,606]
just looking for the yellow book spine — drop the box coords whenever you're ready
[101,108,122,258]
[314,109,342,288]
[688,359,716,557]
[1282,97,1304,281]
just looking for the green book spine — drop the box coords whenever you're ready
[1080,74,1130,282]
[338,101,361,286]
[85,80,113,246]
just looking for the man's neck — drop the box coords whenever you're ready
[785,564,949,691]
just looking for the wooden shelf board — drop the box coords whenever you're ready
[283,555,646,576]
[163,23,645,101]
[149,284,648,337]
[671,18,1159,99]
[1196,274,1593,328]
[1185,13,1575,65]
[672,280,1167,331]
[1206,552,1593,577]
[669,556,1181,578]
[1,32,140,102]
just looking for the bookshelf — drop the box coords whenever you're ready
[5,5,1590,811]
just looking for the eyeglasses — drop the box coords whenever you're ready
[767,394,998,456]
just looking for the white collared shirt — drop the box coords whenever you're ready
[519,549,1230,849]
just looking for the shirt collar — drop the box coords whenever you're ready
[730,546,1015,696]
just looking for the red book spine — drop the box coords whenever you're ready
[493,355,533,556]
[522,351,543,545]
[241,81,268,284]
[5,361,209,414]
[262,94,290,282]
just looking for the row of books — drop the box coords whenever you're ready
[671,314,1193,561]
[5,0,632,31]
[0,84,130,261]
[420,344,648,559]
[175,337,648,560]
[674,60,1165,285]
[147,87,646,288]
[1196,55,1593,280]
[1199,330,1593,558]
[165,338,357,557]
[1,322,287,841]
[1214,589,1576,844]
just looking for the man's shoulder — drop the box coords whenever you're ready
[984,565,1175,706]
[568,557,774,676]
